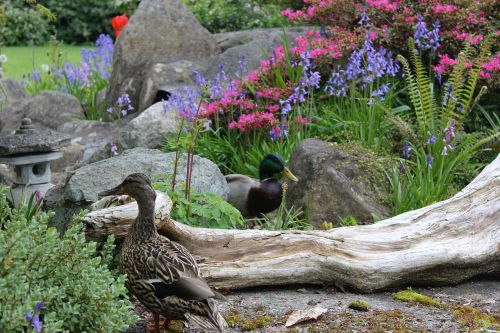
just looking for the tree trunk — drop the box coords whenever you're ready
[82,155,500,292]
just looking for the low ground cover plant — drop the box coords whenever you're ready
[0,188,137,332]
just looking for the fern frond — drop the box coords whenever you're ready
[456,36,493,124]
[397,54,427,135]
[408,39,436,134]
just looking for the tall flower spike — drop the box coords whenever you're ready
[402,141,412,159]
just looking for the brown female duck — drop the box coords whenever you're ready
[99,173,227,333]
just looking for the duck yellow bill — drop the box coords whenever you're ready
[281,167,298,182]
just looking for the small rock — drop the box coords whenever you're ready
[118,102,181,149]
[348,300,370,312]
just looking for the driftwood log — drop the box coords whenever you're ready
[82,155,500,292]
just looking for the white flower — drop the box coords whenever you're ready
[0,54,7,64]
[40,64,50,73]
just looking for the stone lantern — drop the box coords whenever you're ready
[0,118,70,205]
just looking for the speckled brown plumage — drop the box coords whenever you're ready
[99,173,228,332]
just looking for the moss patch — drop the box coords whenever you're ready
[453,305,499,332]
[225,309,273,331]
[348,300,370,312]
[298,309,428,333]
[393,289,441,307]
[166,320,184,332]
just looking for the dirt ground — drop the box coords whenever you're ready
[125,277,499,333]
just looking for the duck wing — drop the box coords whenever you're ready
[225,174,259,216]
[145,239,218,301]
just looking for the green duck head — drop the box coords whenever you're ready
[259,153,298,182]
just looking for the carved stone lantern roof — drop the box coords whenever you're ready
[0,118,70,156]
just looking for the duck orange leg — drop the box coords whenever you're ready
[146,313,161,333]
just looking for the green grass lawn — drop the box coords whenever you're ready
[0,44,90,81]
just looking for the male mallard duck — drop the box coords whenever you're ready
[225,153,298,218]
[99,173,228,333]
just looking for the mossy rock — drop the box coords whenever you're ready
[348,300,370,312]
[286,139,392,228]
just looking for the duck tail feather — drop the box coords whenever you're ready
[185,312,228,333]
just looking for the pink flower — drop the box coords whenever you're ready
[479,71,491,79]
[296,116,308,125]
[368,31,377,41]
[432,4,458,14]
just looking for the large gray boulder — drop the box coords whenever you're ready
[0,91,83,135]
[65,147,228,203]
[214,27,311,52]
[106,0,220,113]
[286,139,391,228]
[207,27,307,79]
[46,148,228,232]
[118,102,181,149]
[138,59,208,111]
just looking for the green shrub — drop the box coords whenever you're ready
[0,187,138,332]
[0,6,51,46]
[182,0,290,33]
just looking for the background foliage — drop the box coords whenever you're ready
[0,188,138,332]
[0,6,51,46]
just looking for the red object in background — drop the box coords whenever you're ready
[111,15,129,38]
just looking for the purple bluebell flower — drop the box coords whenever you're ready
[168,87,200,122]
[111,142,119,156]
[414,16,429,49]
[161,98,168,113]
[426,154,434,169]
[457,105,464,113]
[428,20,440,52]
[270,126,282,141]
[116,93,133,117]
[80,34,114,80]
[31,69,41,84]
[399,161,405,173]
[359,12,371,29]
[442,119,456,155]
[371,83,390,103]
[414,16,440,52]
[402,141,412,159]
[34,190,42,204]
[427,132,437,145]
[442,83,456,105]
[324,69,347,97]
[235,55,247,77]
[280,99,292,115]
[193,71,207,91]
[25,301,44,333]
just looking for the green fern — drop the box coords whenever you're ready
[409,39,436,133]
[397,54,427,134]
